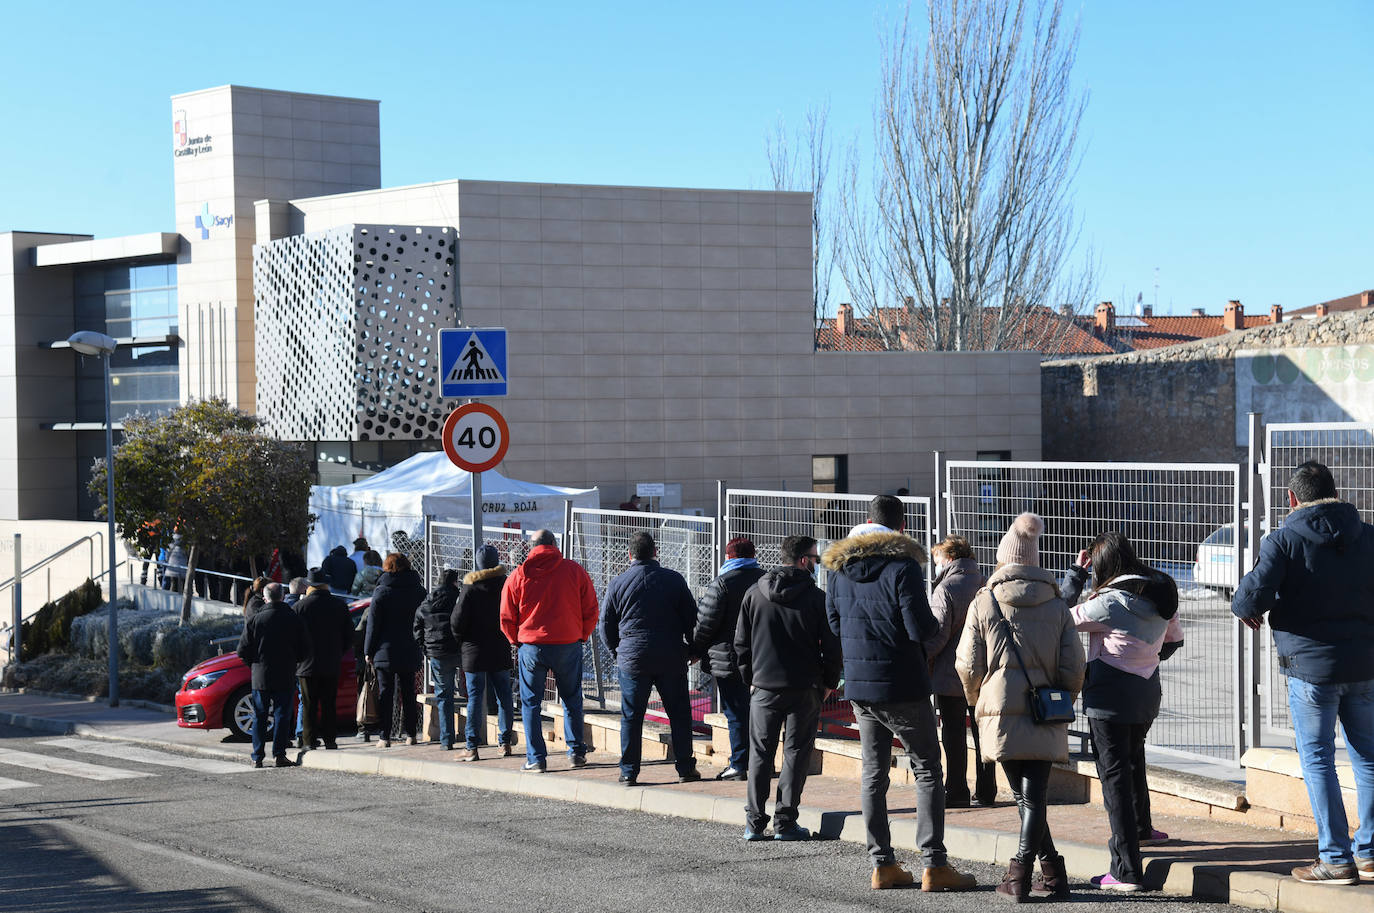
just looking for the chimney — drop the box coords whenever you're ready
[1270,304,1283,324]
[1362,290,1373,308]
[1191,307,1205,316]
[1224,299,1244,331]
[1142,305,1152,317]
[1316,303,1329,318]
[837,302,854,335]
[1094,301,1115,333]
[1059,303,1073,316]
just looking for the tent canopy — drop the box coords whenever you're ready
[307,452,599,566]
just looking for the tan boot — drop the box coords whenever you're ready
[871,863,916,889]
[459,748,479,762]
[922,864,977,892]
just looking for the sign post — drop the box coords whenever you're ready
[441,402,511,567]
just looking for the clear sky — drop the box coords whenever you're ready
[2,0,1369,315]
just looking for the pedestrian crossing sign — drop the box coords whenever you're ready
[439,327,507,398]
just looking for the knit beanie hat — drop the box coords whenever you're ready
[475,545,500,570]
[996,512,1045,566]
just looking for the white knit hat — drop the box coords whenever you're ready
[997,512,1045,566]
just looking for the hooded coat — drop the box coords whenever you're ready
[735,566,842,691]
[1233,498,1374,684]
[321,546,357,592]
[956,565,1085,762]
[691,563,767,680]
[364,568,425,671]
[822,531,936,704]
[923,557,985,698]
[1063,566,1183,724]
[412,581,462,660]
[499,544,599,646]
[451,567,514,673]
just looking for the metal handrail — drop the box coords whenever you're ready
[132,558,256,587]
[0,532,103,595]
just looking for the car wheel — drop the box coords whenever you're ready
[225,686,268,740]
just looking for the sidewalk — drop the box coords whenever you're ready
[0,690,1364,912]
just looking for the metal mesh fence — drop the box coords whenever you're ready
[723,489,935,735]
[566,508,718,720]
[424,522,558,587]
[1261,422,1374,738]
[946,460,1243,765]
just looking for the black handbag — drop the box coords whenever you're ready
[987,591,1075,725]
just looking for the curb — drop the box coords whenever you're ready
[2,708,1368,912]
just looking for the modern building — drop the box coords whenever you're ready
[2,85,1042,528]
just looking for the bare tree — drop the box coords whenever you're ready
[835,0,1094,352]
[767,103,834,341]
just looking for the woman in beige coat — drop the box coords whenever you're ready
[957,513,1085,902]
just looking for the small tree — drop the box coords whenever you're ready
[89,399,315,622]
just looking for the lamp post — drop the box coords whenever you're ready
[69,330,119,707]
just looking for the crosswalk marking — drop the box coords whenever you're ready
[0,775,37,790]
[0,746,152,781]
[39,738,249,775]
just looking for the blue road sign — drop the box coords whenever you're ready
[439,327,507,397]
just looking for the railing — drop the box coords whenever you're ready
[1,532,106,666]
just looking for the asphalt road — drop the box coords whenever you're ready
[0,723,1255,913]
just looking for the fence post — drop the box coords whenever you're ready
[715,479,727,567]
[1244,412,1264,751]
[11,534,20,667]
[932,450,946,541]
[562,498,574,550]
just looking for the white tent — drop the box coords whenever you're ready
[307,452,599,566]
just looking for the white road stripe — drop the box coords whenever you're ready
[0,746,152,781]
[39,738,250,775]
[0,776,37,790]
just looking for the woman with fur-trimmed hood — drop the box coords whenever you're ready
[450,544,515,760]
[957,512,1084,902]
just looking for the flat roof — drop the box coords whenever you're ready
[33,232,180,267]
[171,84,379,105]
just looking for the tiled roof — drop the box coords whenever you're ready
[816,306,1115,355]
[1287,290,1374,317]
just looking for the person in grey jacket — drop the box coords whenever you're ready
[922,535,994,809]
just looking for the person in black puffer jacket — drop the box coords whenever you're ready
[413,566,463,750]
[451,544,515,761]
[690,537,766,780]
[364,552,425,747]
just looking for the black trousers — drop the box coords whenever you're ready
[1001,759,1058,863]
[298,674,339,747]
[935,693,996,802]
[376,666,418,740]
[746,687,821,832]
[1089,717,1151,883]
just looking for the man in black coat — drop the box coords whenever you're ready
[736,535,841,842]
[294,569,355,751]
[691,537,766,780]
[321,545,356,592]
[236,582,308,767]
[598,531,700,786]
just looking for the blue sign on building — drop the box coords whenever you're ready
[439,327,507,398]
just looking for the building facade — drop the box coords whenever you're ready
[1,85,1042,527]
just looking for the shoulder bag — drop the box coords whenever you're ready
[987,591,1075,725]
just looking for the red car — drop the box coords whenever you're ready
[175,600,367,739]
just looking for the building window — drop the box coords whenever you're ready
[74,261,179,423]
[812,454,848,494]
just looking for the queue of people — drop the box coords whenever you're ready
[241,460,1368,896]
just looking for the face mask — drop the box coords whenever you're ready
[808,560,818,579]
[934,558,948,574]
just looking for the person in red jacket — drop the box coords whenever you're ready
[500,529,599,772]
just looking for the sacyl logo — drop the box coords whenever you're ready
[194,202,233,240]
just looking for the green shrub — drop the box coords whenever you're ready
[153,614,243,673]
[19,578,104,660]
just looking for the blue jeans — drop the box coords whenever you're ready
[429,655,462,748]
[251,688,295,762]
[1288,677,1374,864]
[466,669,515,749]
[517,643,587,762]
[715,675,750,771]
[618,666,697,779]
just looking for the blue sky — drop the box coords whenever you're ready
[2,1,1369,314]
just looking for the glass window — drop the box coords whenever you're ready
[73,259,180,421]
[103,266,131,292]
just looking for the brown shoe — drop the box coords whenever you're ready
[501,742,512,758]
[1031,854,1070,899]
[1291,860,1358,885]
[922,864,977,892]
[995,859,1031,902]
[459,748,479,762]
[871,863,916,890]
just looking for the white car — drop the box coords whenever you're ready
[1192,525,1239,592]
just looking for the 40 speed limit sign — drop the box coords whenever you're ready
[442,403,510,473]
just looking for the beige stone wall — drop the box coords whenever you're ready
[1042,310,1374,463]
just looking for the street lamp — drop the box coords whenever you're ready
[69,330,120,707]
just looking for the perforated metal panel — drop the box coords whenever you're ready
[253,224,457,441]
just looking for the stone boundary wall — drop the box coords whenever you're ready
[1042,310,1374,463]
